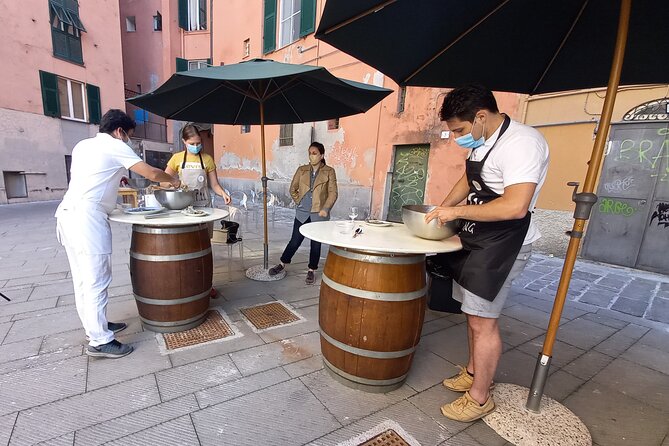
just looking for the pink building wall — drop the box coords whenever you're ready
[210,1,525,218]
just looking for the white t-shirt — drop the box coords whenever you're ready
[468,119,550,245]
[59,133,142,214]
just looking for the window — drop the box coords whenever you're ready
[58,77,86,121]
[188,59,209,70]
[397,86,407,114]
[279,0,301,47]
[153,12,162,31]
[263,0,315,54]
[39,71,101,124]
[3,171,28,199]
[279,124,293,146]
[327,118,339,130]
[243,39,251,58]
[126,16,136,32]
[178,0,206,31]
[241,125,251,134]
[49,0,86,64]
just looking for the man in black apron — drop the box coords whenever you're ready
[425,85,549,422]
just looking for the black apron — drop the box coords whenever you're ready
[440,116,531,302]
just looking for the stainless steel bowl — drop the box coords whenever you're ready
[153,189,196,210]
[127,178,152,189]
[402,205,460,240]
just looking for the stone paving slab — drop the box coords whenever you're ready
[0,412,17,446]
[229,332,321,376]
[156,354,241,401]
[195,367,291,409]
[74,395,199,446]
[192,379,342,446]
[9,375,161,446]
[105,415,201,446]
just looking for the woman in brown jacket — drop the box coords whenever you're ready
[269,142,338,284]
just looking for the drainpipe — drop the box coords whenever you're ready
[209,0,214,64]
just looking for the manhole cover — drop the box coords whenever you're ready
[162,310,235,350]
[359,430,410,446]
[240,302,300,330]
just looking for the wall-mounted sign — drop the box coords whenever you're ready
[622,98,669,121]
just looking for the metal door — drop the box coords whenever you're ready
[583,122,669,271]
[386,145,430,222]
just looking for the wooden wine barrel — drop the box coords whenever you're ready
[319,246,427,392]
[129,223,213,333]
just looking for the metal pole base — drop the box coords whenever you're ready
[527,353,552,413]
[245,264,286,282]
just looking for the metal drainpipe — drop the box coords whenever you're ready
[209,0,214,64]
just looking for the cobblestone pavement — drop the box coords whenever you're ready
[0,201,667,446]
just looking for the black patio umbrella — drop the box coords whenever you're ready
[317,0,668,414]
[128,59,391,274]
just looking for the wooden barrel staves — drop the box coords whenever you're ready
[129,224,213,333]
[319,246,427,392]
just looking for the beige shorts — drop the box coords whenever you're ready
[452,244,532,319]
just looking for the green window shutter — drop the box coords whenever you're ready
[299,0,316,37]
[86,84,101,124]
[176,57,188,72]
[206,58,212,66]
[39,70,60,117]
[178,0,188,30]
[263,0,276,54]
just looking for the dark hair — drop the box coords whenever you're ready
[309,141,326,165]
[99,109,136,134]
[439,84,499,122]
[181,124,201,141]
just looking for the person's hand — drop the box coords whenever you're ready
[318,210,328,218]
[425,206,459,226]
[223,193,231,205]
[169,178,181,189]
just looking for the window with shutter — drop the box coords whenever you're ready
[39,71,60,117]
[263,0,277,54]
[87,84,101,124]
[299,0,316,37]
[49,0,85,64]
[279,0,301,47]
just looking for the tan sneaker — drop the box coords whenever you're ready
[442,365,496,392]
[440,391,495,422]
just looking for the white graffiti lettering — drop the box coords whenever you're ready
[604,176,635,193]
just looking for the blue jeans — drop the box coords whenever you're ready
[280,218,321,270]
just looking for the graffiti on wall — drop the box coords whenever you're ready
[650,202,669,228]
[604,176,635,193]
[598,198,637,217]
[615,128,669,182]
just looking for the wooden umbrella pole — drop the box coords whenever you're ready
[260,100,270,269]
[526,0,632,412]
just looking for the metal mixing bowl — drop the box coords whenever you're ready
[153,189,196,210]
[127,178,152,189]
[402,205,460,240]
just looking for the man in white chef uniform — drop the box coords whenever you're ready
[56,109,181,358]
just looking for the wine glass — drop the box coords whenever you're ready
[349,206,358,223]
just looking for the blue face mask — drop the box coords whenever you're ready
[454,119,485,149]
[186,143,202,154]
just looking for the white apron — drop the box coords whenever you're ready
[180,151,211,207]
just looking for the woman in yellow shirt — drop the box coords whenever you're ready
[165,124,231,206]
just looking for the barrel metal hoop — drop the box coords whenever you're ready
[321,274,426,302]
[139,312,207,327]
[322,356,408,386]
[330,246,424,264]
[134,289,211,306]
[130,247,212,262]
[320,330,416,359]
[133,224,208,234]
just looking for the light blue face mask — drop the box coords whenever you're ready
[186,143,202,154]
[454,119,485,149]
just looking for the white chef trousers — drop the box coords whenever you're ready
[56,206,115,347]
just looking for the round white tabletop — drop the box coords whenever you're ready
[300,221,461,254]
[109,208,229,227]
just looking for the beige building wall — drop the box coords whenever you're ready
[0,0,126,204]
[525,85,669,210]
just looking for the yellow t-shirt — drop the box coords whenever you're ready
[166,151,216,174]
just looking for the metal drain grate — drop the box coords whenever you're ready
[162,310,234,350]
[240,302,300,330]
[359,430,410,446]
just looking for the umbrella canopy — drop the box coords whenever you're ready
[127,58,391,124]
[316,0,669,94]
[128,59,391,273]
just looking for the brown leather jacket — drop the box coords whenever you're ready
[289,164,338,212]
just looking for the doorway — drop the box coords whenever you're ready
[386,144,430,222]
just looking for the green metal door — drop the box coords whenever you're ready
[387,145,430,222]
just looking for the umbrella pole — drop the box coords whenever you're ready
[260,101,270,270]
[526,0,631,412]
